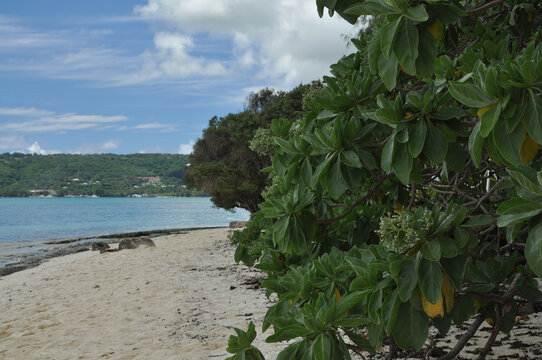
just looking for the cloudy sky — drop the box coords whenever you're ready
[0,0,355,154]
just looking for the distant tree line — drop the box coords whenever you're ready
[0,153,206,197]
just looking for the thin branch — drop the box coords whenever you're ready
[466,0,506,15]
[476,304,504,360]
[314,175,391,224]
[439,313,485,360]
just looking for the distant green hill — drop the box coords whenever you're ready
[0,153,206,197]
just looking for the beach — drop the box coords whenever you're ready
[1,227,541,360]
[0,228,279,360]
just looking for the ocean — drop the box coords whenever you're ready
[0,197,250,268]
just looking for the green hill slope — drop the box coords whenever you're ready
[0,153,205,197]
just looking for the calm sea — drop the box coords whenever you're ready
[0,197,249,266]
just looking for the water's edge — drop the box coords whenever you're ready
[0,226,228,278]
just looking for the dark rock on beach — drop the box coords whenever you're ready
[91,242,110,251]
[118,237,156,250]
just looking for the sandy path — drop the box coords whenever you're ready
[0,228,279,360]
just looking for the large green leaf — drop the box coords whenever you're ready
[393,19,419,75]
[423,120,448,163]
[497,197,542,215]
[342,150,361,168]
[381,134,396,173]
[417,258,442,304]
[498,209,542,227]
[327,158,347,199]
[526,223,542,278]
[448,82,495,108]
[493,120,523,165]
[420,240,441,261]
[335,291,367,319]
[392,142,413,185]
[344,1,401,16]
[382,289,400,334]
[405,4,429,22]
[378,53,399,90]
[397,257,417,302]
[381,17,402,59]
[415,26,436,77]
[524,89,542,144]
[392,302,428,350]
[368,29,382,74]
[479,102,502,138]
[408,119,427,157]
[266,325,313,343]
[468,121,483,168]
[310,333,332,360]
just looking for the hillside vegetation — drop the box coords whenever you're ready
[0,153,205,197]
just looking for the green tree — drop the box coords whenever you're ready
[228,1,542,359]
[184,85,316,213]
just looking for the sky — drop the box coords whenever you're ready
[0,0,356,155]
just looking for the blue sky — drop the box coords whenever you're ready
[0,0,355,154]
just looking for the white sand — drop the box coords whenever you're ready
[1,228,541,360]
[0,228,279,360]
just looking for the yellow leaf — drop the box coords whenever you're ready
[454,71,461,79]
[394,201,404,213]
[421,289,445,318]
[427,19,444,40]
[441,273,455,314]
[333,287,341,303]
[521,132,538,165]
[404,112,414,119]
[486,317,494,326]
[477,103,497,118]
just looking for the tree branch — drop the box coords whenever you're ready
[466,0,506,15]
[477,305,503,360]
[314,175,391,224]
[439,313,485,360]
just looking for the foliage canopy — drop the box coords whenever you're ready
[184,85,318,213]
[227,0,542,359]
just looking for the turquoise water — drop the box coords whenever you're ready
[0,197,249,245]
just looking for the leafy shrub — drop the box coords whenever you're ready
[228,0,542,359]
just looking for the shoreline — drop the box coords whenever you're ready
[0,226,227,277]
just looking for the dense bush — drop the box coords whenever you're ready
[227,0,542,359]
[184,85,319,213]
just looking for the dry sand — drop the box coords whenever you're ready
[1,227,541,360]
[0,228,279,360]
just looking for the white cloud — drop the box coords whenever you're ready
[0,3,357,93]
[71,140,121,154]
[26,141,60,155]
[132,122,175,131]
[0,15,71,49]
[0,111,128,132]
[0,107,54,117]
[27,141,47,155]
[0,134,28,150]
[134,0,357,87]
[178,140,195,154]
